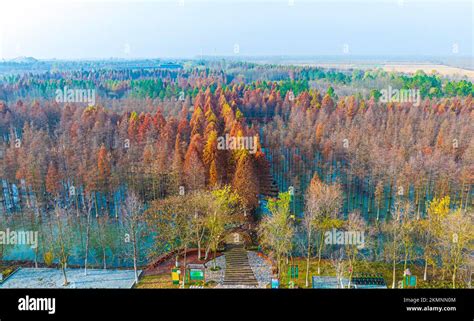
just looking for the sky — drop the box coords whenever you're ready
[0,0,472,60]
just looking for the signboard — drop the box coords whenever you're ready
[189,269,204,281]
[271,278,279,289]
[403,275,417,288]
[312,276,351,289]
[288,265,299,279]
[171,268,180,285]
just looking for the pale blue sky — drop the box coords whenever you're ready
[0,0,472,59]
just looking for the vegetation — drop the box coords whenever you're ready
[0,60,472,288]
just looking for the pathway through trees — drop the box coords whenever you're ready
[222,244,258,287]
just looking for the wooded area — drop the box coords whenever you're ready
[0,61,472,288]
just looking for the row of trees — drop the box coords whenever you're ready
[2,85,471,219]
[2,62,472,106]
[0,184,247,287]
[0,84,270,217]
[263,89,473,219]
[258,174,473,288]
[0,63,472,288]
[145,186,242,275]
[0,190,146,285]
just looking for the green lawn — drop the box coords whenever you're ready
[0,264,18,280]
[136,273,217,289]
[135,274,180,289]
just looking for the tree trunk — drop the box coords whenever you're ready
[403,248,408,271]
[95,192,99,218]
[277,254,281,281]
[213,246,217,269]
[132,229,139,284]
[392,258,396,289]
[423,257,428,281]
[84,214,90,276]
[103,247,107,270]
[57,213,69,286]
[452,267,457,289]
[34,245,38,269]
[75,192,80,217]
[204,244,211,261]
[464,185,471,211]
[305,230,311,287]
[348,254,354,288]
[317,234,324,275]
[61,262,69,286]
[182,245,187,288]
[197,238,202,261]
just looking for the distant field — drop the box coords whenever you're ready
[382,64,474,79]
[296,62,474,79]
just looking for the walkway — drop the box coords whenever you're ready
[222,244,258,287]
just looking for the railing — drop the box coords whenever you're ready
[0,267,22,286]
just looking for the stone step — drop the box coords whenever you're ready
[225,269,253,271]
[224,273,255,276]
[223,244,258,287]
[223,279,258,283]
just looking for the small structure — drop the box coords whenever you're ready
[271,278,279,289]
[171,268,181,285]
[288,265,299,279]
[186,264,205,284]
[351,273,388,289]
[401,275,417,288]
[312,276,350,289]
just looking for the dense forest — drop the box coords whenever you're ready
[0,61,472,287]
[1,63,472,215]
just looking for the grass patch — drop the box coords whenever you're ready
[136,274,179,289]
[0,264,18,280]
[136,273,217,289]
